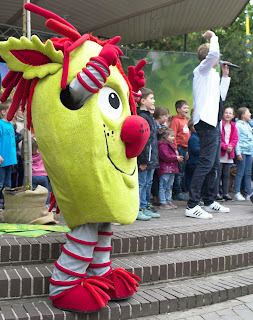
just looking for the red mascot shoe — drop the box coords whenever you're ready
[101,267,140,300]
[50,276,114,313]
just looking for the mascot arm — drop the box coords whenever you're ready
[69,37,123,109]
[127,59,146,102]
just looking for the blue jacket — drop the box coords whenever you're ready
[188,132,200,168]
[235,120,253,156]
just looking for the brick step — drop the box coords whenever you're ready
[0,267,253,320]
[1,239,253,300]
[1,219,253,265]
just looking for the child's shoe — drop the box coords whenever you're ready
[160,203,172,210]
[174,192,189,201]
[167,202,177,209]
[145,209,160,218]
[147,202,158,213]
[215,194,223,201]
[234,192,245,201]
[137,209,151,221]
[223,194,232,201]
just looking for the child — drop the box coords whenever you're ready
[187,119,200,188]
[158,128,183,209]
[234,107,253,201]
[170,100,191,201]
[0,100,17,208]
[214,107,238,201]
[32,136,50,206]
[151,106,169,205]
[137,88,160,220]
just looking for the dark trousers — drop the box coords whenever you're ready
[173,146,187,195]
[214,163,231,195]
[151,169,159,197]
[187,121,221,208]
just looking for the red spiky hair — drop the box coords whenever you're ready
[1,3,136,129]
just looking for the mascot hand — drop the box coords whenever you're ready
[99,36,123,66]
[127,59,146,93]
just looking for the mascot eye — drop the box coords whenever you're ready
[98,87,123,120]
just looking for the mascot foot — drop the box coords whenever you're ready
[50,276,114,313]
[101,268,140,300]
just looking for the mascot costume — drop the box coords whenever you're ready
[0,4,150,313]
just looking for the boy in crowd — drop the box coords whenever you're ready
[0,100,17,209]
[170,100,190,201]
[137,88,160,220]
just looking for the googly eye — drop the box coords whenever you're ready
[97,86,123,120]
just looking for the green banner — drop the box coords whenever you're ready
[121,49,199,115]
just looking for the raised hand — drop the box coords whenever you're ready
[202,30,215,39]
[127,59,146,92]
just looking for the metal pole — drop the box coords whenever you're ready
[23,0,33,188]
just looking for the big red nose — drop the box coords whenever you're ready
[121,115,150,158]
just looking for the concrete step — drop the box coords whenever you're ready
[1,267,253,320]
[1,239,253,300]
[1,219,253,265]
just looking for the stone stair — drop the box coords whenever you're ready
[0,202,253,319]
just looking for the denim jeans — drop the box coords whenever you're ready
[214,163,231,195]
[0,166,12,202]
[187,121,221,208]
[173,146,187,195]
[235,154,252,195]
[159,173,175,203]
[32,175,50,205]
[138,168,155,210]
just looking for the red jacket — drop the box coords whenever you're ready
[170,115,190,149]
[157,141,179,178]
[220,120,238,159]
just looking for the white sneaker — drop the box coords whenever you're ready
[234,192,245,201]
[204,201,230,213]
[246,193,253,201]
[185,205,213,219]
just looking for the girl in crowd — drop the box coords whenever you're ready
[234,107,253,201]
[215,107,238,201]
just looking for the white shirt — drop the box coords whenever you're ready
[193,35,231,127]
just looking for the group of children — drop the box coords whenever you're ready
[0,100,51,209]
[137,87,253,221]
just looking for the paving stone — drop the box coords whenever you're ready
[23,302,41,320]
[0,306,17,320]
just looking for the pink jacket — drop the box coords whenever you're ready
[158,141,179,178]
[220,120,238,159]
[32,151,47,176]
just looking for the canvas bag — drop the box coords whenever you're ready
[1,185,59,224]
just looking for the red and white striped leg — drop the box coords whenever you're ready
[49,223,114,313]
[86,223,140,300]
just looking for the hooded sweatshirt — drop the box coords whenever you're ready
[170,115,190,149]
